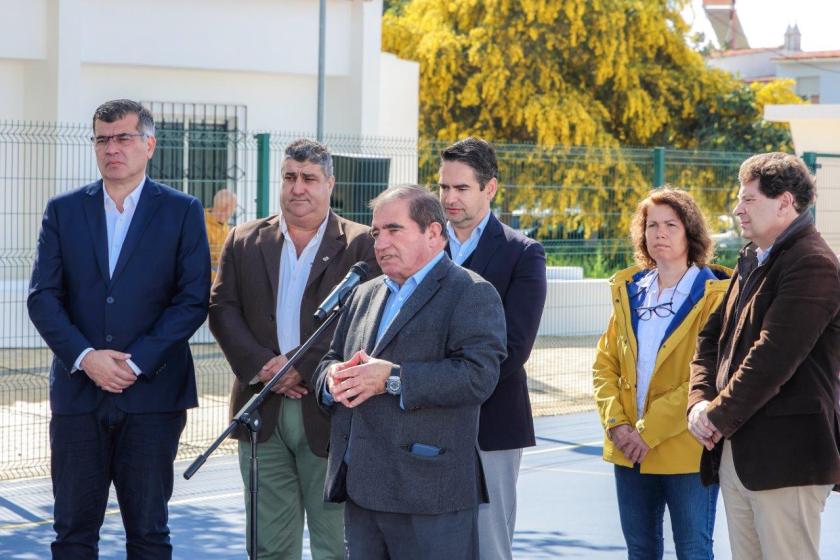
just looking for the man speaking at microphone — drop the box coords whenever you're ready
[316,185,507,559]
[209,139,378,559]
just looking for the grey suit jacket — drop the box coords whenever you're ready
[315,256,507,515]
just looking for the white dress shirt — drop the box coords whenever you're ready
[275,213,330,357]
[74,178,146,375]
[634,265,699,417]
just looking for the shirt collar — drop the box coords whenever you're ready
[637,264,698,295]
[103,176,145,211]
[446,210,492,245]
[384,250,446,294]
[278,211,330,243]
[756,245,773,265]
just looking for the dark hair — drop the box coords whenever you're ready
[369,184,448,241]
[440,137,498,190]
[283,138,333,178]
[631,187,714,269]
[92,99,155,136]
[738,152,815,213]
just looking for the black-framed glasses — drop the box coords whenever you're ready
[90,132,146,149]
[636,301,675,321]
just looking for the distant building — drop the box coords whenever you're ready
[700,1,838,104]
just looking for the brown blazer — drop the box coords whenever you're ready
[209,211,378,455]
[688,215,840,491]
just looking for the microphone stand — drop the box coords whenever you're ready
[184,303,346,560]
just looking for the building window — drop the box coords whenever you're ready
[794,76,820,104]
[142,101,247,208]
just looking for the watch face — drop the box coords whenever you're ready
[386,377,400,394]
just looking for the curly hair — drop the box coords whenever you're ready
[738,152,815,213]
[630,187,714,269]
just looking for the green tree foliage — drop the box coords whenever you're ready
[385,0,799,263]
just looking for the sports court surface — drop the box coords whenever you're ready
[2,411,838,559]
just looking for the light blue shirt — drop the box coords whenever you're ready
[446,211,491,265]
[756,244,773,265]
[375,250,446,344]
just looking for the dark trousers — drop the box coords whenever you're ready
[50,394,186,560]
[345,498,478,560]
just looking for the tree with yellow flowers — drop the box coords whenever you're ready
[384,0,801,265]
[384,0,796,151]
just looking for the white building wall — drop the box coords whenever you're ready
[706,50,778,80]
[0,0,419,138]
[775,60,840,104]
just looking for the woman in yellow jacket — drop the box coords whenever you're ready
[593,188,732,560]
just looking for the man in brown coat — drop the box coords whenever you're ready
[209,139,378,559]
[687,152,840,560]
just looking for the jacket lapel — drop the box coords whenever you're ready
[364,282,390,355]
[307,212,345,291]
[462,213,503,276]
[111,180,164,285]
[82,181,111,285]
[371,258,449,356]
[257,216,283,310]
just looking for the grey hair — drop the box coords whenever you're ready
[283,138,334,178]
[369,184,448,241]
[92,99,155,137]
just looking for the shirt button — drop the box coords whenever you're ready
[106,296,114,304]
[105,335,113,342]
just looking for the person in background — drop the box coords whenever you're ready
[438,137,546,560]
[593,188,731,559]
[205,188,237,283]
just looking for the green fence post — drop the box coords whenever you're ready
[653,147,665,188]
[256,133,270,219]
[802,151,817,175]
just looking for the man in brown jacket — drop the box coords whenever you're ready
[687,152,840,560]
[209,139,378,559]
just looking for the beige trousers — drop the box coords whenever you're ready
[719,440,833,560]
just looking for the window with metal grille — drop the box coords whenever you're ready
[142,101,246,209]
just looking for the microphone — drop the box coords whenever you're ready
[313,261,370,322]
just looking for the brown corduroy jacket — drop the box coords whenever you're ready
[688,212,840,491]
[209,211,378,455]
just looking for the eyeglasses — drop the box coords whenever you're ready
[90,133,146,148]
[636,301,675,321]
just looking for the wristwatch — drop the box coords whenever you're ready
[385,364,401,395]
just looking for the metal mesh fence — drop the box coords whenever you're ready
[3,121,835,480]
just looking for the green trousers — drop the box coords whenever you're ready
[239,397,344,559]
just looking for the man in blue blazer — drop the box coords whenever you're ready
[28,99,210,559]
[439,138,547,560]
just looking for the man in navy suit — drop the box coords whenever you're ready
[439,138,547,560]
[28,99,210,559]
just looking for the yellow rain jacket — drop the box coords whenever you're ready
[593,264,732,474]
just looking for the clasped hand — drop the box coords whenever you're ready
[609,424,650,464]
[81,349,136,394]
[259,355,307,398]
[687,400,722,450]
[327,350,392,408]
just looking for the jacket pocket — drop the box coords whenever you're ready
[765,395,823,416]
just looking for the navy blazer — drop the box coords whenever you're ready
[28,179,210,415]
[453,213,547,451]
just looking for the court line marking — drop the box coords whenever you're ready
[523,439,602,456]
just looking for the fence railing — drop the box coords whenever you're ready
[3,120,836,480]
